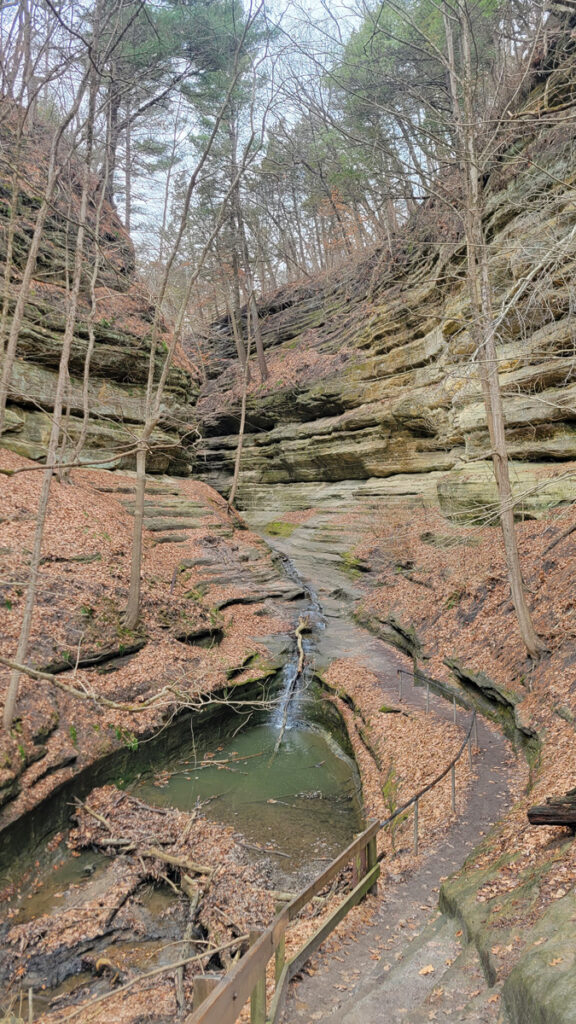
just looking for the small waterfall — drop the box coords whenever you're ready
[270,554,325,739]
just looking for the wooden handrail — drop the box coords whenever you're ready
[186,684,478,1023]
[378,710,476,832]
[186,820,380,1024]
[287,818,380,917]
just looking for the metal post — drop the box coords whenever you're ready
[250,930,266,1024]
[451,764,456,813]
[474,715,479,749]
[413,799,419,855]
[468,737,473,768]
[426,682,430,713]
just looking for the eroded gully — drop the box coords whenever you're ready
[246,508,516,1024]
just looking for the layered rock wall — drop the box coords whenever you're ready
[0,106,197,474]
[196,23,576,518]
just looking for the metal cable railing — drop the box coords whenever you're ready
[377,703,477,858]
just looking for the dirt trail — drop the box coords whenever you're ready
[248,511,516,1023]
[283,712,512,1023]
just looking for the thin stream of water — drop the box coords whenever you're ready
[132,553,362,878]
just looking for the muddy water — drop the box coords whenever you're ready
[132,717,362,884]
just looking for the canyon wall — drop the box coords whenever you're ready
[0,106,198,475]
[195,22,576,519]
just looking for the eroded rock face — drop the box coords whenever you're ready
[195,27,576,520]
[0,105,197,475]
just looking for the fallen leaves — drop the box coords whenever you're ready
[419,964,435,976]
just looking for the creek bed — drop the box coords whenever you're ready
[0,699,362,1020]
[0,543,364,1019]
[131,715,363,888]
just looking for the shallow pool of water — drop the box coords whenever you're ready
[132,719,363,880]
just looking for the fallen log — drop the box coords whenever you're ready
[181,873,200,900]
[527,804,576,826]
[140,846,213,876]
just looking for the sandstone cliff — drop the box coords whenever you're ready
[196,19,576,519]
[0,105,198,474]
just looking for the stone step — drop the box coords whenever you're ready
[141,507,208,519]
[303,913,503,1024]
[401,941,504,1023]
[146,485,181,495]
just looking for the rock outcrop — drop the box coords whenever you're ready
[196,18,576,519]
[0,105,198,474]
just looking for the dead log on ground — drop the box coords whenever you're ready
[528,787,576,826]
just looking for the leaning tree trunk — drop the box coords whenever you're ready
[3,148,93,730]
[124,442,149,630]
[228,316,253,508]
[0,75,88,435]
[443,0,545,661]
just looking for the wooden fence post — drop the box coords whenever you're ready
[192,974,221,1012]
[250,930,266,1024]
[366,830,378,895]
[274,905,286,984]
[413,799,419,855]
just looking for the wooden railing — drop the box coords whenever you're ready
[186,819,380,1024]
[187,670,479,1024]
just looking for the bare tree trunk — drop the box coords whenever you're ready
[225,238,248,370]
[105,74,120,206]
[124,443,149,630]
[235,193,267,382]
[124,103,132,233]
[124,83,252,628]
[123,8,263,627]
[0,79,89,435]
[228,330,252,508]
[223,287,249,379]
[70,177,107,467]
[443,1,545,660]
[0,150,23,363]
[3,140,94,729]
[249,290,267,383]
[158,97,183,264]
